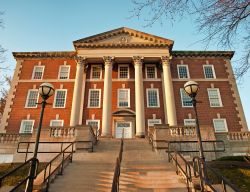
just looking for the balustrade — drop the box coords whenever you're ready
[169,126,196,136]
[50,127,75,138]
[228,132,250,141]
[0,133,21,143]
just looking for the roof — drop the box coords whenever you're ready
[13,51,76,59]
[172,51,234,59]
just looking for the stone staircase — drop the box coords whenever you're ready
[49,138,187,192]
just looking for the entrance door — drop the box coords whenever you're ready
[115,122,132,138]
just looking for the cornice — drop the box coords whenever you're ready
[172,51,234,59]
[13,51,76,59]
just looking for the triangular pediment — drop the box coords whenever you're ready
[73,27,173,49]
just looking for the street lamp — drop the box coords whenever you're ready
[26,83,54,192]
[184,81,206,189]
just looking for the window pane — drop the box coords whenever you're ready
[119,66,129,78]
[208,89,221,107]
[184,119,196,126]
[20,120,33,133]
[50,120,63,126]
[204,66,215,78]
[55,90,66,107]
[26,90,38,107]
[33,66,44,79]
[178,66,188,78]
[59,66,70,79]
[148,119,161,127]
[89,90,100,107]
[118,89,129,107]
[146,66,156,78]
[92,66,102,79]
[147,89,159,107]
[180,89,192,107]
[214,119,227,132]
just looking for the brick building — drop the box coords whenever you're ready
[0,27,248,138]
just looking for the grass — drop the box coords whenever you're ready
[208,156,250,192]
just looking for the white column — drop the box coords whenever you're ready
[70,57,86,126]
[161,56,177,126]
[133,56,145,137]
[102,56,113,136]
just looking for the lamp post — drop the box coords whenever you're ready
[184,81,206,189]
[26,83,54,192]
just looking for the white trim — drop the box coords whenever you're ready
[118,64,130,79]
[58,65,70,80]
[184,119,196,126]
[145,64,157,79]
[53,89,67,108]
[177,64,190,79]
[32,65,45,80]
[87,89,101,108]
[203,65,216,79]
[172,78,228,82]
[19,119,35,133]
[213,118,228,132]
[90,65,102,79]
[146,88,160,108]
[25,89,39,108]
[117,88,130,108]
[207,88,223,107]
[19,79,75,82]
[147,119,162,127]
[86,119,100,129]
[50,119,64,126]
[180,88,192,108]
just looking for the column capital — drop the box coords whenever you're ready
[161,56,172,67]
[75,56,87,66]
[103,56,114,66]
[133,56,144,66]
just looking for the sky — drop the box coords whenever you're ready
[0,0,249,129]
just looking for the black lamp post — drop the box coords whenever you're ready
[184,81,206,188]
[26,83,54,192]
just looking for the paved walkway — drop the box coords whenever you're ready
[49,138,187,192]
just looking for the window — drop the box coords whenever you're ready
[203,65,216,79]
[19,120,34,133]
[25,89,39,108]
[148,119,162,127]
[207,88,222,107]
[147,89,160,107]
[32,66,44,79]
[88,89,101,108]
[146,65,157,79]
[184,119,196,126]
[50,120,64,127]
[118,65,129,79]
[91,65,102,79]
[213,119,228,132]
[177,65,189,79]
[53,90,67,108]
[180,89,192,107]
[86,120,100,129]
[59,66,70,79]
[118,89,130,107]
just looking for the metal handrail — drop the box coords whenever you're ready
[168,151,193,191]
[111,131,124,192]
[0,158,39,192]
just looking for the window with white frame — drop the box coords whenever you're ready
[207,88,222,107]
[19,120,34,133]
[88,89,101,108]
[32,66,44,79]
[146,65,157,79]
[86,120,100,129]
[50,120,64,127]
[213,119,228,132]
[91,65,102,79]
[184,119,196,126]
[53,90,67,108]
[177,65,189,79]
[118,89,130,107]
[148,119,162,127]
[25,89,39,108]
[203,65,216,79]
[147,89,160,107]
[118,65,129,79]
[58,66,70,79]
[180,89,192,107]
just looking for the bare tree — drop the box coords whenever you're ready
[0,76,11,121]
[131,0,250,78]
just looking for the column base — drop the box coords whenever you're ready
[101,132,112,138]
[135,133,145,138]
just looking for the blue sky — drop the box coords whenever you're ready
[0,0,249,128]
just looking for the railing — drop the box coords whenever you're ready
[169,126,196,136]
[50,126,75,138]
[227,131,250,141]
[89,125,100,144]
[0,157,39,192]
[111,134,124,192]
[168,151,193,191]
[193,156,240,192]
[40,142,74,191]
[0,133,31,143]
